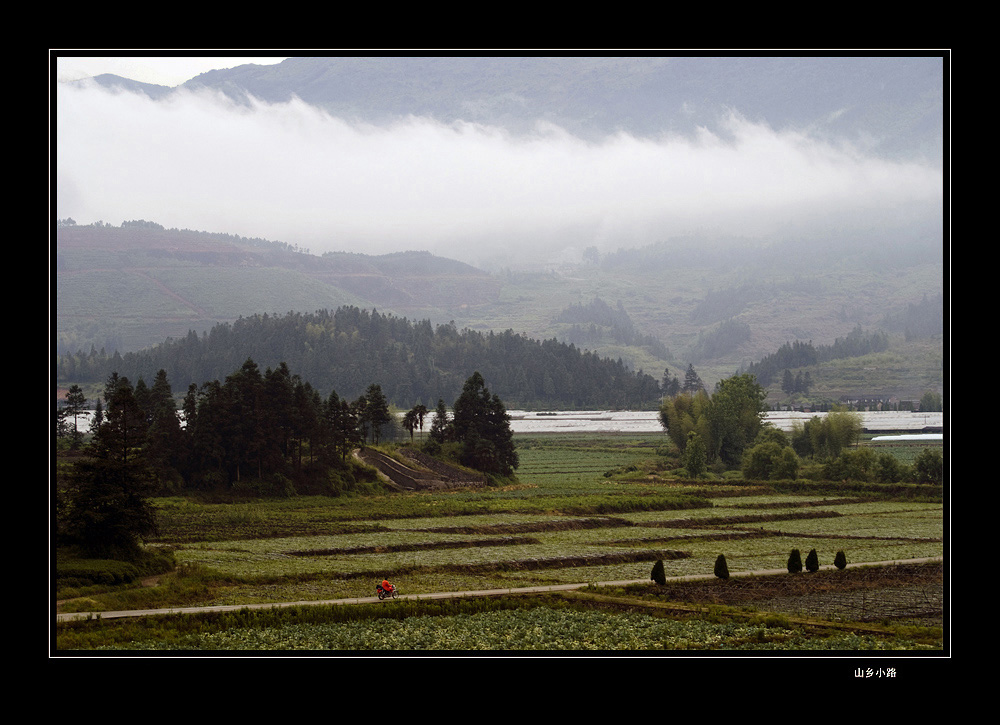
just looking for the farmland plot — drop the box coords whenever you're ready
[60,434,944,651]
[113,604,939,651]
[170,487,943,598]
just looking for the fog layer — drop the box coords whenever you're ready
[55,81,943,268]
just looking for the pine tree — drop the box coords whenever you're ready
[97,373,146,466]
[363,383,392,445]
[62,384,88,450]
[661,368,680,397]
[682,364,704,393]
[224,359,266,482]
[805,548,819,572]
[324,390,357,463]
[89,398,104,437]
[430,399,451,443]
[62,374,158,559]
[787,548,803,573]
[352,394,369,446]
[451,372,518,476]
[144,369,183,489]
[781,369,794,395]
[834,550,847,570]
[651,559,666,585]
[714,554,730,580]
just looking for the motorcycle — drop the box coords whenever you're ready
[376,584,398,600]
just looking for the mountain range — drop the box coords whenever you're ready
[54,216,943,400]
[83,55,944,161]
[55,55,946,402]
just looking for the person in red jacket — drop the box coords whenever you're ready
[378,578,394,595]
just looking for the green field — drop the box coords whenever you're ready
[54,433,945,652]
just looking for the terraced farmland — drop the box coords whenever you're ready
[55,433,945,652]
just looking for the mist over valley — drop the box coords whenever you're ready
[54,55,946,408]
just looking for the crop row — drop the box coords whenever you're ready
[170,499,943,587]
[103,605,938,651]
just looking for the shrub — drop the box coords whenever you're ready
[875,452,909,483]
[714,554,730,580]
[834,550,847,570]
[805,548,819,572]
[55,548,174,592]
[231,474,294,498]
[651,559,666,585]
[741,440,784,479]
[914,448,943,484]
[742,440,800,480]
[787,548,803,573]
[824,448,878,482]
[57,559,140,587]
[797,462,826,481]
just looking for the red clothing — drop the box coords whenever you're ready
[381,580,392,591]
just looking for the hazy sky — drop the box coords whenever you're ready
[53,55,944,268]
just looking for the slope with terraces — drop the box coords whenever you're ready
[356,447,486,490]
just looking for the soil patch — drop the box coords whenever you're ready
[640,562,943,624]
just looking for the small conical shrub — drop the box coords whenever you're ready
[834,550,847,570]
[805,548,819,573]
[651,559,666,585]
[787,548,803,573]
[714,554,730,580]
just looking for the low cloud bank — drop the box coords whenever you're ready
[55,82,944,267]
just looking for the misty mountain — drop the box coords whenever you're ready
[81,73,175,100]
[55,222,500,354]
[55,217,943,399]
[90,56,944,162]
[56,56,945,401]
[61,56,945,271]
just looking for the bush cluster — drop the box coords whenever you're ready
[821,446,942,484]
[787,548,847,573]
[56,549,174,591]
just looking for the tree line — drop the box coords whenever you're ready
[56,307,665,410]
[743,326,890,386]
[555,297,670,359]
[60,360,520,494]
[57,361,519,557]
[660,374,943,485]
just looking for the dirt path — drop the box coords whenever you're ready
[54,556,942,623]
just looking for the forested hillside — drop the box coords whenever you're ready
[55,222,501,355]
[554,298,670,360]
[57,307,664,410]
[55,219,945,406]
[745,328,891,386]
